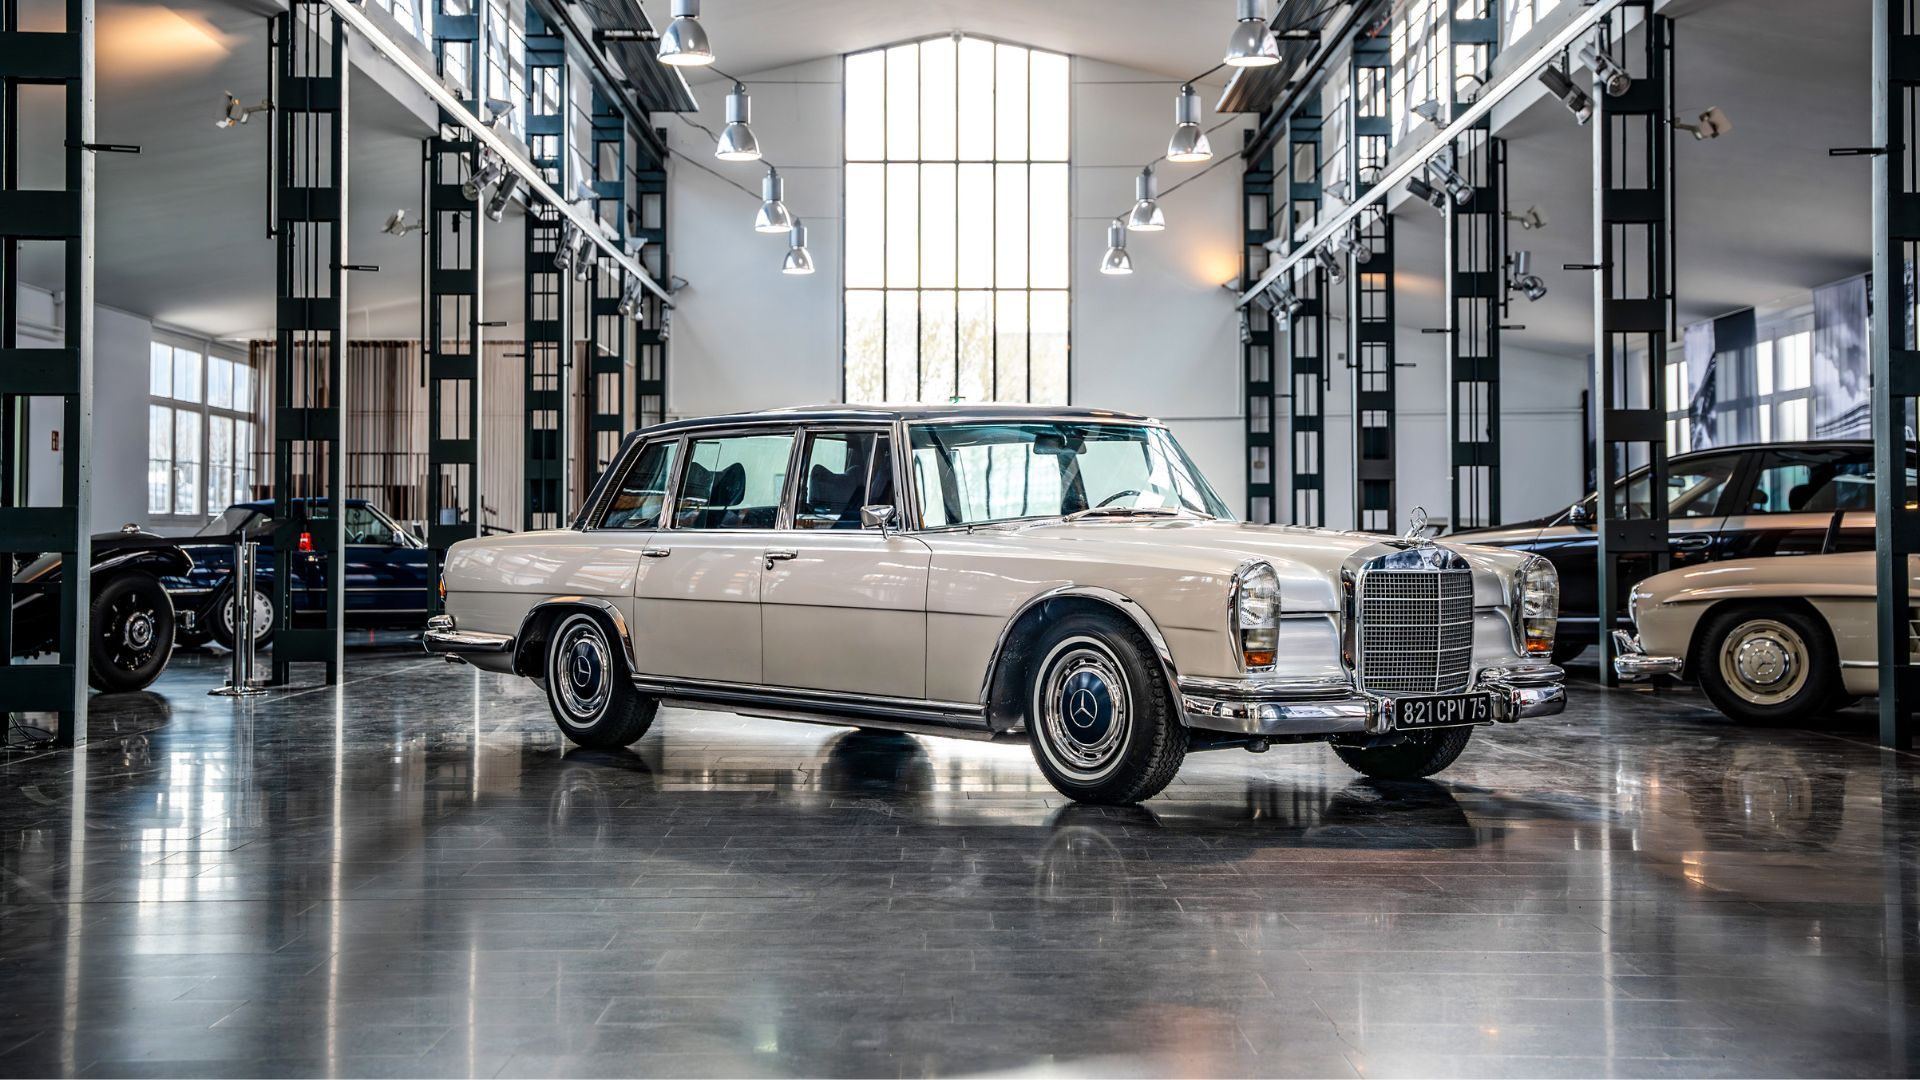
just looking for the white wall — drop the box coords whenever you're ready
[23,284,153,533]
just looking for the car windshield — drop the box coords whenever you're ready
[196,506,267,538]
[907,421,1231,528]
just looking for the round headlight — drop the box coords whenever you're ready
[1236,562,1281,628]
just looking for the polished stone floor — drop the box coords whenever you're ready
[3,646,1919,1078]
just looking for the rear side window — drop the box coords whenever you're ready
[1749,448,1873,513]
[600,441,678,529]
[674,432,795,530]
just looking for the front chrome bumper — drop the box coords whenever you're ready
[1610,629,1683,680]
[422,614,514,664]
[1179,664,1565,738]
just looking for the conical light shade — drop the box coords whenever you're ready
[1224,0,1281,67]
[1100,218,1132,275]
[716,84,760,161]
[783,220,815,275]
[656,0,713,66]
[1127,167,1165,231]
[1167,85,1212,163]
[754,167,793,233]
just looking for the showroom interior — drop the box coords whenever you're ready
[6,0,1920,1075]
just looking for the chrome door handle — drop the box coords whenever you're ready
[764,548,798,569]
[1672,533,1713,552]
[641,548,671,558]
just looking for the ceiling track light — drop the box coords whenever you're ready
[1425,154,1474,206]
[783,219,816,275]
[1344,221,1371,265]
[1276,289,1303,319]
[463,153,506,202]
[1167,84,1213,164]
[616,278,644,318]
[1127,166,1166,231]
[755,166,794,233]
[1405,175,1448,213]
[484,173,521,222]
[1505,205,1548,230]
[1673,106,1731,140]
[1537,63,1593,125]
[1508,250,1548,302]
[656,0,714,67]
[1101,218,1133,275]
[216,91,271,129]
[482,97,515,127]
[1224,0,1281,68]
[382,209,422,237]
[1577,41,1632,98]
[553,224,584,272]
[1315,244,1345,284]
[715,83,761,162]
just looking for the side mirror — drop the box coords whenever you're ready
[1567,502,1594,528]
[860,504,899,535]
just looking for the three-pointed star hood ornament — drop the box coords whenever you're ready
[1404,506,1432,543]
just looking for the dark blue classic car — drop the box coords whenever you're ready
[165,499,433,649]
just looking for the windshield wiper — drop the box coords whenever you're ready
[1062,506,1184,522]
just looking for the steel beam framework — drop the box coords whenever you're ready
[1348,34,1394,533]
[0,0,92,741]
[1872,0,1918,748]
[1592,4,1674,685]
[1445,1,1503,531]
[1241,128,1277,523]
[633,125,668,430]
[423,0,484,605]
[523,9,567,530]
[270,0,349,685]
[583,89,626,485]
[1286,98,1327,527]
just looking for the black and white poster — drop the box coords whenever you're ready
[1812,275,1869,439]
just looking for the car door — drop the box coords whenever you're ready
[760,427,933,699]
[630,427,796,683]
[1714,446,1876,560]
[342,503,430,621]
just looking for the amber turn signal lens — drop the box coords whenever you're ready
[1243,649,1276,667]
[438,576,447,601]
[1525,638,1552,654]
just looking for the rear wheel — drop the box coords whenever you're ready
[544,612,657,749]
[89,572,176,693]
[1694,607,1838,726]
[1331,727,1474,780]
[208,583,275,652]
[1024,612,1187,805]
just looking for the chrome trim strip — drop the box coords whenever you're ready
[1610,630,1683,680]
[1182,674,1566,737]
[1178,674,1354,699]
[1476,662,1565,687]
[631,674,989,728]
[422,614,513,654]
[977,585,1184,710]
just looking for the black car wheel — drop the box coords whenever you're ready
[89,571,176,693]
[544,612,658,749]
[1024,611,1187,805]
[1694,606,1839,725]
[209,583,275,652]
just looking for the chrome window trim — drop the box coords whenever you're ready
[786,423,898,531]
[664,425,803,532]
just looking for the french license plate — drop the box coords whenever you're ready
[1388,692,1496,730]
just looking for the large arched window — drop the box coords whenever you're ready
[843,35,1070,405]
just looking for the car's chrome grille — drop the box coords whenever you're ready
[1357,567,1475,695]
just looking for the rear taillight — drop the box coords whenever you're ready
[297,531,313,553]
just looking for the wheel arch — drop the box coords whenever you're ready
[981,586,1182,732]
[512,596,636,678]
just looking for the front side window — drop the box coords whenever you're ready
[600,440,679,530]
[1601,454,1740,520]
[795,431,894,530]
[673,432,795,530]
[908,422,1230,528]
[842,35,1070,405]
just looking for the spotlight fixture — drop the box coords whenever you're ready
[553,225,584,272]
[1537,63,1593,125]
[1323,179,1351,203]
[484,172,521,222]
[1275,289,1304,319]
[1315,243,1345,285]
[1166,84,1213,164]
[616,278,644,318]
[1127,166,1166,231]
[1223,0,1281,68]
[574,241,595,281]
[381,209,422,237]
[1410,99,1443,125]
[754,166,793,233]
[483,98,516,127]
[216,91,271,129]
[1100,218,1133,275]
[1508,250,1548,302]
[1578,41,1632,98]
[1405,175,1448,213]
[1674,106,1732,140]
[655,0,714,67]
[1425,152,1473,205]
[1344,221,1371,265]
[462,153,506,202]
[783,219,816,275]
[715,83,761,162]
[1505,205,1548,231]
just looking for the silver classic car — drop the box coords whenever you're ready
[425,406,1566,804]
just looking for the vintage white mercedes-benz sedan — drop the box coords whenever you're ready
[425,405,1566,804]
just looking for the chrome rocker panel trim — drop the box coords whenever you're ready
[1179,667,1566,738]
[1611,629,1684,680]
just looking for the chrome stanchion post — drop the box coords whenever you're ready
[211,539,267,697]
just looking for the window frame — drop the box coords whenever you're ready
[589,436,684,532]
[664,425,804,533]
[148,335,258,526]
[788,424,900,532]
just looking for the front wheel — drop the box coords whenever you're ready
[544,612,658,749]
[1025,612,1187,805]
[1331,727,1474,780]
[209,583,275,652]
[89,571,176,693]
[1694,608,1838,725]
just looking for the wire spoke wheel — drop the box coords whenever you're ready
[103,586,161,672]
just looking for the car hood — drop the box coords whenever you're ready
[1448,515,1556,547]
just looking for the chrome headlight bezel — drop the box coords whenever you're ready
[1517,556,1559,657]
[1230,560,1281,672]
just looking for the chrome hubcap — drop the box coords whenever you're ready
[123,611,154,651]
[552,620,611,726]
[1035,638,1130,782]
[1720,619,1810,707]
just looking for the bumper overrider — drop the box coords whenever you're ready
[1180,664,1566,739]
[1610,629,1684,681]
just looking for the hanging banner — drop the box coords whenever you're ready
[1683,319,1716,449]
[1812,275,1870,439]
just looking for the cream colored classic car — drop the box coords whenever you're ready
[1614,550,1915,724]
[424,406,1566,804]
